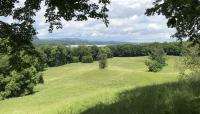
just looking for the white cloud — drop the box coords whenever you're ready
[0,0,176,42]
[147,23,162,30]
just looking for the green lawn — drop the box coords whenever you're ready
[0,56,179,114]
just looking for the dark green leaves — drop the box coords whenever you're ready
[44,0,110,32]
[0,0,110,99]
[146,0,200,46]
[0,0,18,16]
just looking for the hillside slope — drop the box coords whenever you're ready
[0,57,179,114]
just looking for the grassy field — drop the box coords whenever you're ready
[0,56,179,114]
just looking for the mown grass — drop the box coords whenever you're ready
[0,56,179,114]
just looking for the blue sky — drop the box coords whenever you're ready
[0,0,177,43]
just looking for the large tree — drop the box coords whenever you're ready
[0,0,110,63]
[146,0,200,46]
[0,0,110,99]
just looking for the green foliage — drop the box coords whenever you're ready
[72,57,80,63]
[0,51,44,100]
[100,47,113,58]
[145,60,163,72]
[0,67,42,100]
[145,48,166,72]
[53,45,69,65]
[0,54,9,68]
[72,46,91,61]
[82,56,93,63]
[178,43,200,94]
[37,45,112,67]
[36,74,44,84]
[181,44,200,73]
[149,48,166,65]
[0,0,110,100]
[90,46,101,60]
[108,42,181,57]
[146,0,200,47]
[37,43,180,69]
[38,45,72,67]
[99,54,108,69]
[163,42,182,56]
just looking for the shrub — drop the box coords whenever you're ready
[149,48,166,65]
[71,56,80,63]
[145,48,166,72]
[181,45,200,73]
[82,56,93,63]
[99,54,107,69]
[145,60,163,72]
[36,73,44,84]
[0,67,42,100]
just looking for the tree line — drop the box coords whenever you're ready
[37,45,113,67]
[36,42,181,67]
[108,42,182,57]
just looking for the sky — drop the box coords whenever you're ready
[0,0,177,43]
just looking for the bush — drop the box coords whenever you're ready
[145,60,163,72]
[36,73,44,84]
[149,48,166,65]
[0,67,42,100]
[145,48,166,72]
[99,54,107,69]
[71,56,80,63]
[82,56,93,63]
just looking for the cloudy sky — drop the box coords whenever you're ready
[0,0,177,42]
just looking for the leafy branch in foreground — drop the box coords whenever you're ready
[0,0,110,99]
[146,0,200,48]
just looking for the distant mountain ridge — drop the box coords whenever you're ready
[33,38,130,46]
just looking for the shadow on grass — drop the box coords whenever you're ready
[81,80,200,114]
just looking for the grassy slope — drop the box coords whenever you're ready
[0,57,179,114]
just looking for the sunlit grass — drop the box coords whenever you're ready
[0,56,179,114]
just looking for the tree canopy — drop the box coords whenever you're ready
[0,0,110,99]
[0,0,110,55]
[146,0,200,46]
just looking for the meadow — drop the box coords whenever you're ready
[0,56,179,114]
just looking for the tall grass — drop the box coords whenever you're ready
[79,73,200,114]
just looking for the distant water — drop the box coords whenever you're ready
[66,45,107,48]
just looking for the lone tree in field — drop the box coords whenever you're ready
[146,0,200,48]
[99,54,107,69]
[0,0,110,99]
[149,48,166,65]
[145,48,166,72]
